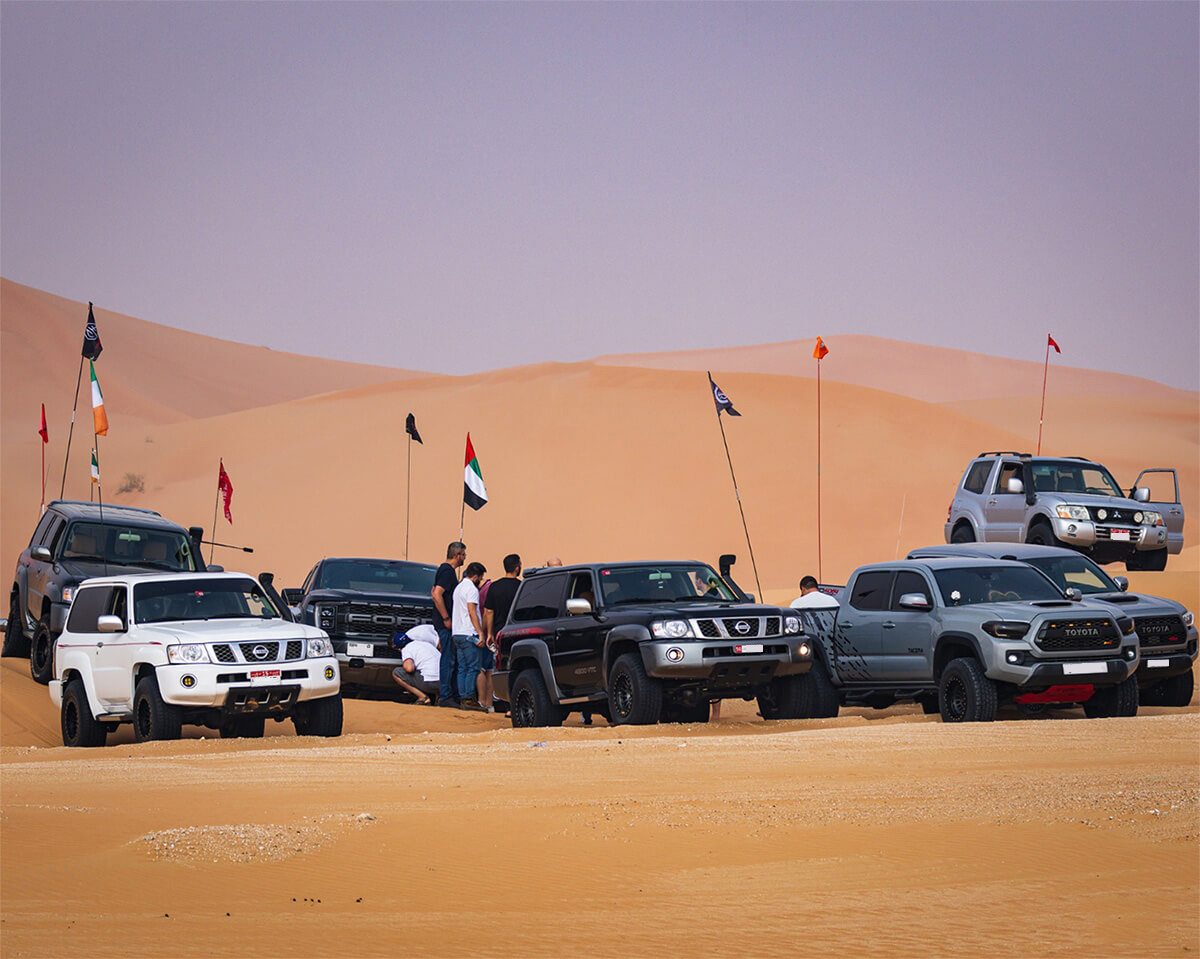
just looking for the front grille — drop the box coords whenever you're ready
[238,641,281,662]
[1134,615,1186,649]
[1087,507,1139,524]
[1036,618,1121,652]
[213,644,236,663]
[1095,527,1143,543]
[285,640,304,660]
[765,616,781,635]
[722,618,760,638]
[692,616,783,639]
[333,602,432,638]
[697,620,721,638]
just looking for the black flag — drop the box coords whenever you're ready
[405,412,423,444]
[82,302,103,360]
[708,372,740,416]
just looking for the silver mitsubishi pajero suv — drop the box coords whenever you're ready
[945,452,1184,571]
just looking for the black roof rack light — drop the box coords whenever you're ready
[975,451,1031,458]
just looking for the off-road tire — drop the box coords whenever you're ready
[29,615,56,685]
[61,677,107,748]
[1128,549,1168,572]
[802,657,841,718]
[763,673,808,720]
[607,652,663,725]
[293,694,343,737]
[1084,675,1139,718]
[950,524,975,544]
[3,591,30,658]
[510,669,566,728]
[1025,520,1063,549]
[662,700,711,724]
[1142,670,1194,708]
[133,674,183,742]
[938,657,997,723]
[220,716,266,739]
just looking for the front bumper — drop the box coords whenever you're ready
[1136,652,1195,683]
[157,658,341,709]
[984,639,1139,689]
[1050,516,1167,552]
[639,637,812,684]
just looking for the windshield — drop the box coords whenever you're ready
[933,566,1065,606]
[1031,461,1124,497]
[598,564,739,605]
[134,578,279,623]
[316,559,436,594]
[61,522,197,571]
[1026,556,1118,595]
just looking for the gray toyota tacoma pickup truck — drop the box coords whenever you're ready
[944,452,1183,570]
[796,558,1140,722]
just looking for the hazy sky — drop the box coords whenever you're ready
[3,2,1197,388]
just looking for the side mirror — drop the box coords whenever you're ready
[565,598,593,616]
[1064,587,1082,601]
[1006,478,1024,494]
[97,615,124,633]
[31,545,52,562]
[1112,576,1129,593]
[1132,487,1150,503]
[282,588,304,605]
[897,592,932,611]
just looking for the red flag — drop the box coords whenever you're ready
[39,404,48,443]
[1047,334,1061,354]
[217,460,233,523]
[813,336,829,360]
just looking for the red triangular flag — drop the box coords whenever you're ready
[39,404,48,443]
[813,336,829,360]
[1047,334,1061,354]
[217,460,234,523]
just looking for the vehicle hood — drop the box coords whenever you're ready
[57,559,182,582]
[135,619,323,645]
[955,599,1114,621]
[1074,592,1185,616]
[1042,492,1146,511]
[302,588,432,607]
[605,602,789,620]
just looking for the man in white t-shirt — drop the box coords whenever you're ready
[391,624,441,704]
[451,562,488,711]
[790,575,840,609]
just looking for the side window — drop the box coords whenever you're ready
[108,587,129,629]
[302,565,317,595]
[43,518,67,556]
[891,572,931,610]
[849,571,894,611]
[29,512,55,547]
[510,574,567,623]
[962,461,992,495]
[994,462,1022,494]
[566,572,596,609]
[66,587,114,633]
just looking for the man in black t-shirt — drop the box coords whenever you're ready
[483,553,522,657]
[432,541,466,706]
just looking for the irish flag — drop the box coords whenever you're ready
[89,360,108,436]
[90,449,100,484]
[463,434,488,511]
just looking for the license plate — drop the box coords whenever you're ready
[1110,529,1131,542]
[1146,658,1170,668]
[1063,662,1106,676]
[249,669,281,685]
[734,643,764,654]
[346,642,374,657]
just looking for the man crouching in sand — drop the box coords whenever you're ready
[391,624,441,705]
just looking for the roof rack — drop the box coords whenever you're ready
[975,451,1031,458]
[1062,456,1097,462]
[47,499,163,517]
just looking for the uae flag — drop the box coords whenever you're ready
[90,360,108,436]
[463,434,488,511]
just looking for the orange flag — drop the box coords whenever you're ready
[813,336,829,360]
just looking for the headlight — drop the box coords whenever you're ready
[60,586,75,603]
[1116,616,1136,636]
[784,616,802,635]
[651,620,692,639]
[1139,511,1162,527]
[167,644,209,664]
[1182,610,1194,628]
[308,637,334,658]
[316,604,335,629]
[981,621,1031,639]
[1055,505,1090,522]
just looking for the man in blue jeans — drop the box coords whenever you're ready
[451,561,487,711]
[432,542,466,707]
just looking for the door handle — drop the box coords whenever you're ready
[841,622,854,628]
[882,622,896,629]
[986,499,997,506]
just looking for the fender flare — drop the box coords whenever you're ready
[951,516,978,540]
[602,624,652,679]
[57,656,107,718]
[505,638,563,701]
[933,631,987,678]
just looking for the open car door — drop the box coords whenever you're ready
[1133,469,1185,555]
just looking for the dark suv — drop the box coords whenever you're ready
[285,557,437,696]
[493,558,813,726]
[4,501,209,684]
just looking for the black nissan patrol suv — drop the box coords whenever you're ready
[4,501,209,683]
[493,557,813,726]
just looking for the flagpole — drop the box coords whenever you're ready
[713,402,763,600]
[94,439,108,575]
[210,467,220,567]
[459,498,466,544]
[1036,338,1051,455]
[59,356,85,498]
[41,427,46,513]
[816,354,823,583]
[405,433,412,560]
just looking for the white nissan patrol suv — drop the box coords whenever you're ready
[50,572,343,746]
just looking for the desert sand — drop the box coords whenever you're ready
[1,279,1197,957]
